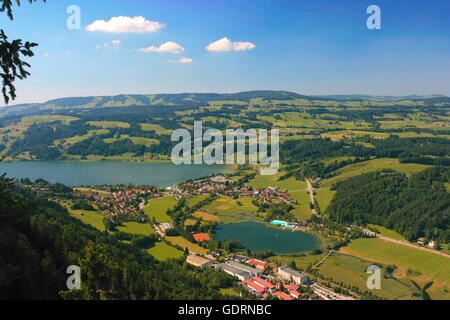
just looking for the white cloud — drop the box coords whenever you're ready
[206,37,256,52]
[96,40,122,50]
[111,40,122,47]
[86,16,165,33]
[168,57,193,64]
[138,41,184,54]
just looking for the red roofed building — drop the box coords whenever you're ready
[192,232,210,242]
[247,259,269,271]
[273,291,294,301]
[241,279,265,297]
[253,276,275,292]
[289,289,301,299]
[283,284,299,291]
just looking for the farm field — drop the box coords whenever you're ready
[269,253,327,271]
[201,196,259,223]
[289,190,313,220]
[368,224,406,241]
[117,221,154,236]
[22,115,79,124]
[147,241,184,261]
[248,173,305,191]
[140,123,172,135]
[87,121,130,128]
[220,287,241,297]
[62,129,110,145]
[341,238,450,299]
[144,196,177,223]
[393,132,450,139]
[187,195,209,207]
[194,210,220,222]
[316,187,336,213]
[69,209,106,231]
[317,253,418,300]
[321,130,389,141]
[165,236,208,255]
[248,173,312,219]
[321,158,430,187]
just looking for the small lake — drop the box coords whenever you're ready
[0,161,227,187]
[214,221,319,254]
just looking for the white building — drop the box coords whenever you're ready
[186,255,213,269]
[278,266,308,285]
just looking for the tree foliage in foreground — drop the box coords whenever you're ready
[0,0,43,104]
[0,176,236,300]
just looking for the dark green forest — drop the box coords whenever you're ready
[0,176,237,300]
[326,167,450,242]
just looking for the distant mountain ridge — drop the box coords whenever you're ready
[313,94,448,101]
[2,90,450,109]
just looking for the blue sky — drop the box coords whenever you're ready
[2,0,450,104]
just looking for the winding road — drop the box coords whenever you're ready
[363,229,450,259]
[306,179,317,215]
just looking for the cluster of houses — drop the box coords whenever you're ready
[432,122,450,127]
[417,237,437,249]
[185,253,316,301]
[176,175,294,204]
[76,188,156,220]
[153,222,175,237]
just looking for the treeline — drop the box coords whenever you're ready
[281,137,450,180]
[326,168,450,242]
[281,139,369,165]
[8,122,94,160]
[0,177,236,300]
[371,137,450,159]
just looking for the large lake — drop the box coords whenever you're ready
[0,161,226,187]
[214,221,319,254]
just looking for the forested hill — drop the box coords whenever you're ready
[326,167,450,242]
[0,177,234,300]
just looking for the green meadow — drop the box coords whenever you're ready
[368,224,406,241]
[147,242,184,261]
[317,253,418,300]
[201,196,259,223]
[341,238,450,299]
[69,209,106,231]
[144,196,177,223]
[187,194,209,207]
[165,236,208,255]
[321,158,429,188]
[315,187,336,213]
[117,221,154,236]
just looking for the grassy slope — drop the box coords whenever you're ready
[341,238,450,299]
[248,173,312,220]
[144,196,177,223]
[117,221,154,236]
[317,253,418,300]
[201,196,259,223]
[321,158,429,188]
[187,195,208,207]
[69,209,106,231]
[165,236,208,255]
[368,224,406,241]
[147,242,184,261]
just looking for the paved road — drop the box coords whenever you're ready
[306,179,317,214]
[363,229,450,259]
[311,250,334,269]
[378,235,450,259]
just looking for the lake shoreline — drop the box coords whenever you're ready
[214,221,319,254]
[0,161,229,188]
